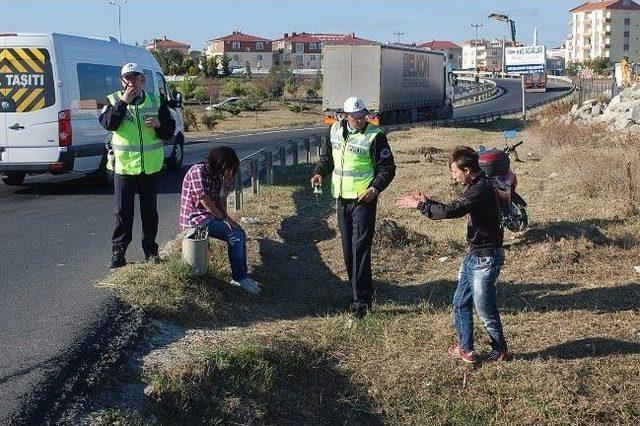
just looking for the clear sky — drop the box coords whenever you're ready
[1,0,583,50]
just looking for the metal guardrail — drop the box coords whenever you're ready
[231,77,576,210]
[454,77,501,106]
[232,133,327,210]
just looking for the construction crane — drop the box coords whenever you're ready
[488,13,516,44]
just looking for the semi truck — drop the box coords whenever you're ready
[523,71,547,93]
[322,44,454,125]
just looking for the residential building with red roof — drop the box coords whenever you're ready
[567,0,640,63]
[146,36,190,55]
[272,32,376,69]
[418,40,462,69]
[205,31,273,70]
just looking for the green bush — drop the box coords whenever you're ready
[223,104,242,116]
[193,87,208,104]
[285,102,310,114]
[183,108,198,132]
[180,78,198,99]
[202,114,219,130]
[222,79,248,97]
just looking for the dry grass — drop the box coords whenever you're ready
[184,102,323,139]
[89,120,640,425]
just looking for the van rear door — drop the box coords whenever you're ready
[1,35,60,167]
[0,35,7,162]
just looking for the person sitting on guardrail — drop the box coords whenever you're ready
[179,147,261,294]
[396,146,509,364]
[311,96,396,318]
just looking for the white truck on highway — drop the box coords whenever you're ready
[0,32,185,185]
[322,44,454,125]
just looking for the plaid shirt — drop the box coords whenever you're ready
[179,163,225,229]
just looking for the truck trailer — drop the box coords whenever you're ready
[322,44,454,125]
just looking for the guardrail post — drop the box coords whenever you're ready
[279,146,287,166]
[234,167,243,211]
[251,157,260,195]
[292,140,299,166]
[265,150,273,185]
[315,136,323,159]
[304,137,311,163]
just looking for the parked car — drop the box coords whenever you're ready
[205,97,242,111]
[0,32,185,185]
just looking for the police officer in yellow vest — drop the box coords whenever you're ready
[99,63,175,268]
[311,97,396,317]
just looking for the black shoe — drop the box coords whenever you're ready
[110,251,126,268]
[145,254,161,264]
[350,300,370,318]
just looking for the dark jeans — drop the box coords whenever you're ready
[453,248,507,352]
[336,199,377,304]
[197,217,248,281]
[112,173,159,256]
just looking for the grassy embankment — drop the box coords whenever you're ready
[91,106,640,425]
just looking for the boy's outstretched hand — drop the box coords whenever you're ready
[396,190,427,209]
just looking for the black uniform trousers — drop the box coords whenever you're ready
[336,198,377,304]
[112,172,159,256]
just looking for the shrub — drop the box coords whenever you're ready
[222,79,248,97]
[183,108,198,132]
[193,87,208,104]
[201,114,219,130]
[223,104,242,116]
[180,77,197,99]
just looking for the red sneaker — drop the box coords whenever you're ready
[487,348,510,362]
[448,344,477,363]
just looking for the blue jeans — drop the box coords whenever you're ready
[198,218,248,281]
[453,249,507,352]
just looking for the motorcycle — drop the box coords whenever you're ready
[478,138,529,232]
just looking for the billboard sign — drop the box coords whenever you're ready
[505,45,546,74]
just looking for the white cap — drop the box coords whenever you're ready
[121,62,143,77]
[343,96,368,117]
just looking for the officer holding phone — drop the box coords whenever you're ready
[99,62,175,268]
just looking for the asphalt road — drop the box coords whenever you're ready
[0,79,571,422]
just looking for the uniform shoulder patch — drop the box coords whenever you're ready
[380,148,392,159]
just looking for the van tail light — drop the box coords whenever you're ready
[58,109,72,147]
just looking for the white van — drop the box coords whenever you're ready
[0,32,185,185]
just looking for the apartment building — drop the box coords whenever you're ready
[205,31,273,69]
[146,36,190,54]
[272,32,375,69]
[461,39,518,71]
[566,0,640,64]
[418,40,462,69]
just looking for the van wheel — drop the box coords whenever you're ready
[2,173,26,185]
[166,134,184,170]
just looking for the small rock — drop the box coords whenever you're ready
[549,172,559,179]
[634,265,640,274]
[240,216,262,224]
[438,256,449,262]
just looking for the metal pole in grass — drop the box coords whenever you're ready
[315,135,322,159]
[265,150,273,185]
[292,140,299,166]
[304,137,311,163]
[251,157,260,195]
[234,166,243,211]
[521,74,526,121]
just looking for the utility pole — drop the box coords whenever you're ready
[521,74,526,120]
[393,31,404,44]
[107,0,127,43]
